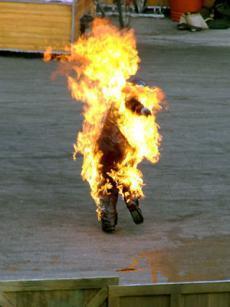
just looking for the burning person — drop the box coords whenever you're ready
[96,90,154,232]
[45,18,164,233]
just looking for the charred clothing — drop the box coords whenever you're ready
[97,98,150,232]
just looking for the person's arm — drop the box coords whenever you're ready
[125,97,151,116]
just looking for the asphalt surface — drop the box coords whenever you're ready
[0,18,229,284]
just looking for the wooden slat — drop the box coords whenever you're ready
[208,293,230,307]
[182,293,209,307]
[13,289,84,307]
[108,296,120,307]
[86,287,108,307]
[170,293,182,307]
[182,292,230,307]
[0,292,16,307]
[109,281,230,297]
[109,284,175,297]
[0,292,12,307]
[0,2,71,14]
[0,277,119,292]
[119,295,170,307]
[70,0,77,43]
[179,282,230,294]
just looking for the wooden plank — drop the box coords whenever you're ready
[83,289,99,306]
[86,287,108,307]
[119,295,170,307]
[0,277,119,292]
[108,296,120,307]
[170,293,182,307]
[179,282,230,295]
[207,293,230,307]
[0,292,6,306]
[71,0,77,43]
[0,292,17,307]
[109,287,171,307]
[109,281,230,298]
[109,284,173,297]
[182,293,209,307]
[13,289,84,307]
[0,2,71,14]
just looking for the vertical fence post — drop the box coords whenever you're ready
[71,0,78,43]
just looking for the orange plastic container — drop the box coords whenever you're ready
[170,0,203,21]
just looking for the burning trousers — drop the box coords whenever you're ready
[97,135,144,232]
[96,99,150,232]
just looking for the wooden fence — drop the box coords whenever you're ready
[0,277,118,307]
[0,278,229,307]
[109,281,230,307]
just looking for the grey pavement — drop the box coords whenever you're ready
[0,17,230,285]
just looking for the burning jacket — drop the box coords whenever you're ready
[98,97,151,176]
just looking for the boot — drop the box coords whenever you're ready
[126,198,144,224]
[98,193,118,233]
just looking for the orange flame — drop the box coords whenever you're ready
[45,18,164,217]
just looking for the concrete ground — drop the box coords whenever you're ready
[0,18,229,285]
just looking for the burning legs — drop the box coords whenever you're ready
[97,177,144,233]
[95,107,147,232]
[98,188,118,233]
[123,189,144,225]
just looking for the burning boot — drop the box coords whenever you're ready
[98,192,118,233]
[125,198,144,225]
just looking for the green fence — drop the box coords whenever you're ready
[0,278,229,307]
[0,277,118,307]
[109,281,230,307]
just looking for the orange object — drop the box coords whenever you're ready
[169,0,203,21]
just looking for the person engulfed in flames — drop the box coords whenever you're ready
[97,82,153,232]
[45,18,165,233]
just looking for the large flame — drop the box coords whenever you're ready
[45,18,164,217]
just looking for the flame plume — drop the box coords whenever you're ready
[45,18,164,217]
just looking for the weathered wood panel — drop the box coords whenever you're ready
[120,295,170,307]
[109,281,230,307]
[0,277,119,292]
[0,279,230,306]
[0,277,118,307]
[183,293,230,307]
[0,2,71,52]
[0,0,95,52]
